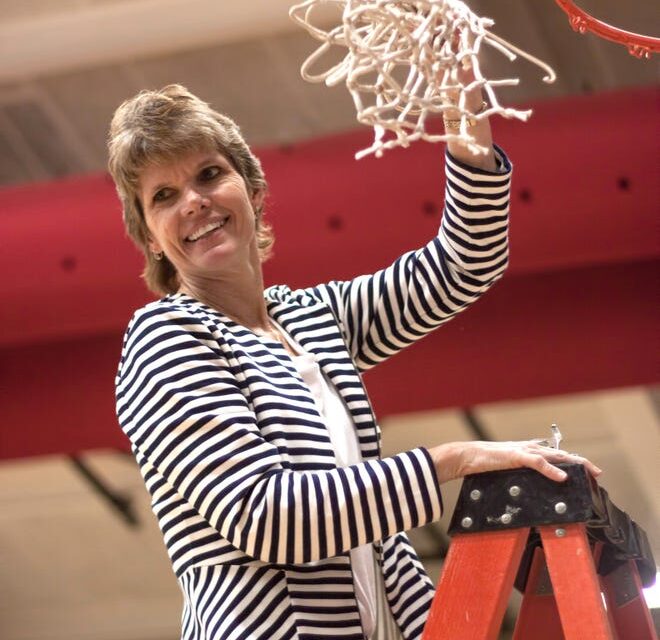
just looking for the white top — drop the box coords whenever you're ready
[273,320,384,639]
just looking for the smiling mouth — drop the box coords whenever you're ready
[185,218,228,242]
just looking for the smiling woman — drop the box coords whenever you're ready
[107,84,601,640]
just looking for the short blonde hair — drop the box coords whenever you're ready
[107,84,273,295]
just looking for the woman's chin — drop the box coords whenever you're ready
[187,236,232,260]
[187,241,247,274]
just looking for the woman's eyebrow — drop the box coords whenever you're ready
[196,155,227,169]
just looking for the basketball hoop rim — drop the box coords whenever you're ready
[555,0,660,57]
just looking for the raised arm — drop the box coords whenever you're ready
[307,147,511,371]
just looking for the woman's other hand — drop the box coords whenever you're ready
[428,440,603,485]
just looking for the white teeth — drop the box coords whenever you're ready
[186,219,227,242]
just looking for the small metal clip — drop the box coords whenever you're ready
[550,424,562,450]
[534,424,563,449]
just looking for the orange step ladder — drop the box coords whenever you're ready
[422,463,657,640]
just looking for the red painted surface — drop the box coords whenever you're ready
[540,524,614,639]
[1,87,658,459]
[423,528,530,639]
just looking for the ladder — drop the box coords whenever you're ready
[422,462,657,639]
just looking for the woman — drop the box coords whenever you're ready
[110,84,600,640]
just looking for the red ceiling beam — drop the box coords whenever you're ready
[0,87,657,348]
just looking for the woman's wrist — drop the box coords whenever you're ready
[428,442,464,484]
[442,84,497,171]
[446,127,497,171]
[443,100,488,128]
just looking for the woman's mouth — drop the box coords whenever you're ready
[185,218,228,242]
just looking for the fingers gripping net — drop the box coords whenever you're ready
[290,0,556,159]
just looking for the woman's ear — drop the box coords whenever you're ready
[147,233,163,256]
[252,189,265,212]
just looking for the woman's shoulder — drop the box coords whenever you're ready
[117,295,227,378]
[124,294,223,341]
[128,294,197,321]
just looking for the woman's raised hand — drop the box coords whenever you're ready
[428,440,603,485]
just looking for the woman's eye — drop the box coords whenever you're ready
[152,188,173,204]
[199,165,221,182]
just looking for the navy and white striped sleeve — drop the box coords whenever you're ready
[115,306,443,564]
[310,146,512,371]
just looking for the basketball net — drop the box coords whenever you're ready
[290,0,557,159]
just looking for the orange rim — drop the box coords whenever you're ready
[555,0,660,58]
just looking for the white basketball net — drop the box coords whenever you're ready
[290,0,557,159]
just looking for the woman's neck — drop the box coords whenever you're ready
[178,264,271,333]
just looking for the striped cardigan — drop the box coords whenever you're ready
[115,149,512,640]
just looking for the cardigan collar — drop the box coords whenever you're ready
[165,290,381,461]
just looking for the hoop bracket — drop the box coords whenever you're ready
[555,0,660,59]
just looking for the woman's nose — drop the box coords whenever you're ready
[182,186,210,215]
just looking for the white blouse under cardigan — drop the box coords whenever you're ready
[281,325,401,639]
[115,149,512,639]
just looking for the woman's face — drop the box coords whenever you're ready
[139,149,263,286]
